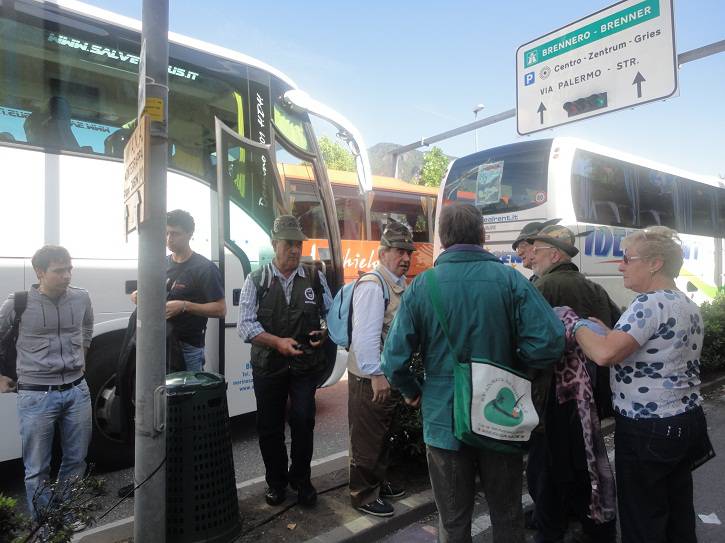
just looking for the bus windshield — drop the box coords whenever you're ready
[443,139,552,214]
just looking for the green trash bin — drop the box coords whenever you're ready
[166,371,241,543]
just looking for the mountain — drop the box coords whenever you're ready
[367,142,455,182]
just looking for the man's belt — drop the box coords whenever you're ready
[17,375,85,392]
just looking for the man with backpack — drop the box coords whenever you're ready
[237,215,332,508]
[346,220,414,517]
[0,245,94,520]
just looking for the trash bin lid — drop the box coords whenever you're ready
[165,370,224,391]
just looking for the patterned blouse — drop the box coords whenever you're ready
[612,290,703,419]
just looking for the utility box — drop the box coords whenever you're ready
[166,371,241,543]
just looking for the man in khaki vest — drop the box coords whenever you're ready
[347,220,414,517]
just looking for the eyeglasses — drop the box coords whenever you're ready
[622,254,644,264]
[531,245,556,253]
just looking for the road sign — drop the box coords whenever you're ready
[123,115,150,236]
[516,0,676,135]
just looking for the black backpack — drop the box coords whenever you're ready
[0,292,28,382]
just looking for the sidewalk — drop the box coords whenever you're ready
[76,372,725,543]
[237,462,432,543]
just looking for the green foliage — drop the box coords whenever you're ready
[0,473,105,543]
[701,291,725,375]
[417,147,450,188]
[318,136,355,172]
[388,353,426,464]
[0,494,26,542]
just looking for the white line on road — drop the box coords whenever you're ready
[235,449,349,489]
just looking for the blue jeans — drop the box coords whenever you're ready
[180,341,205,372]
[17,380,92,518]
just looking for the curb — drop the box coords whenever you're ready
[700,372,725,396]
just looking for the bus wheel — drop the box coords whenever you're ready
[86,332,134,470]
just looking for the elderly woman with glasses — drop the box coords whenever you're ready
[574,226,713,543]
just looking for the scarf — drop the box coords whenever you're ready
[553,306,617,524]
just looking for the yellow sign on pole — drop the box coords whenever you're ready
[142,97,165,123]
[123,115,151,237]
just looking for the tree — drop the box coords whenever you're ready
[418,146,450,187]
[318,136,355,172]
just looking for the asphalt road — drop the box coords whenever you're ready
[0,374,350,526]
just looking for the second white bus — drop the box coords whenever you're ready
[435,137,725,309]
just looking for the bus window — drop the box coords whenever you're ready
[636,168,677,229]
[272,77,312,153]
[684,182,717,236]
[719,191,725,236]
[0,11,243,183]
[443,141,549,214]
[277,148,329,242]
[332,184,365,240]
[370,191,429,242]
[572,150,636,227]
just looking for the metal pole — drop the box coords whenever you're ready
[473,104,484,153]
[135,1,169,541]
[474,112,478,152]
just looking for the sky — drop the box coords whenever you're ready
[85,0,725,179]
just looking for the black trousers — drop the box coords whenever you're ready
[615,407,710,543]
[252,368,320,489]
[527,432,615,543]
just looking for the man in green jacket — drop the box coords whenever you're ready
[381,203,565,543]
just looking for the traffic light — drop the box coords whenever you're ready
[563,92,608,117]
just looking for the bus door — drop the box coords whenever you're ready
[214,119,342,416]
[213,119,283,415]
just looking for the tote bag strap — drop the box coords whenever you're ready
[423,269,461,363]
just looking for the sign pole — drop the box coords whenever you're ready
[134,0,169,541]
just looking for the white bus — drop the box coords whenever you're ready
[435,137,725,309]
[0,0,371,466]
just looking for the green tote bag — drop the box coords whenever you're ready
[423,269,539,453]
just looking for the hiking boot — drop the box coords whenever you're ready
[357,497,394,517]
[290,480,317,507]
[265,486,286,506]
[380,481,406,499]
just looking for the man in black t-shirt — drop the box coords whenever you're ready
[132,209,225,371]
